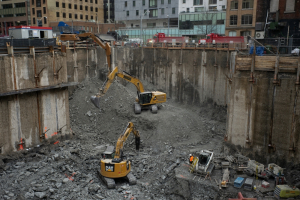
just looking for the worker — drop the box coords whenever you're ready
[189,154,194,164]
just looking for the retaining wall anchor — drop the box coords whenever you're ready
[40,129,50,139]
[54,66,63,78]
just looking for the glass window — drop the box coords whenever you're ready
[195,7,204,12]
[69,4,71,9]
[231,1,238,9]
[143,0,145,6]
[172,7,175,14]
[86,15,88,20]
[149,9,158,17]
[32,8,35,15]
[91,7,93,11]
[136,10,139,16]
[62,3,65,8]
[187,8,189,12]
[217,19,224,24]
[209,6,217,10]
[43,7,46,14]
[96,7,98,12]
[133,1,135,6]
[149,0,157,7]
[33,18,35,24]
[80,14,83,19]
[242,0,253,9]
[241,15,252,25]
[168,0,171,4]
[209,0,217,4]
[183,0,186,3]
[36,0,41,7]
[241,31,251,36]
[85,6,88,11]
[194,0,203,5]
[37,10,42,17]
[80,5,83,10]
[75,14,78,19]
[32,0,34,5]
[161,8,164,14]
[126,11,129,16]
[230,15,237,25]
[229,31,237,36]
[69,13,72,18]
[125,1,127,7]
[56,12,59,17]
[56,2,59,7]
[161,0,164,4]
[63,13,66,18]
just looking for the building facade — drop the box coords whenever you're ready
[104,0,114,23]
[225,0,257,37]
[178,0,226,13]
[0,0,31,36]
[30,0,104,32]
[115,0,179,28]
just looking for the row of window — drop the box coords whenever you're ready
[124,0,172,7]
[126,8,176,17]
[230,15,253,25]
[31,0,45,7]
[56,3,99,12]
[56,12,97,20]
[193,0,217,5]
[230,0,253,9]
[32,7,46,16]
[2,3,26,9]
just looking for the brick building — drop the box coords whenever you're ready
[30,0,104,33]
[0,0,31,36]
[268,0,300,37]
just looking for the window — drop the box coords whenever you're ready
[209,0,217,4]
[37,10,42,17]
[172,7,175,14]
[168,0,171,4]
[32,0,34,5]
[90,0,93,3]
[44,17,47,24]
[143,0,145,6]
[33,17,36,24]
[56,2,59,7]
[133,1,135,6]
[242,15,252,25]
[43,7,46,14]
[43,0,45,4]
[74,4,77,9]
[126,11,129,16]
[231,1,238,9]
[230,15,237,25]
[186,8,189,12]
[85,6,88,11]
[183,0,186,3]
[63,13,66,18]
[91,16,93,20]
[217,19,224,25]
[241,31,251,36]
[161,8,164,14]
[69,13,72,18]
[15,2,26,7]
[195,7,204,12]
[75,14,78,19]
[149,0,157,7]
[242,0,253,9]
[229,31,237,36]
[209,6,217,10]
[36,0,41,7]
[222,5,226,10]
[69,4,71,9]
[285,0,295,12]
[125,1,127,7]
[86,15,88,20]
[80,5,83,10]
[62,3,65,8]
[2,4,13,9]
[56,12,59,17]
[95,0,98,4]
[161,0,164,4]
[136,10,139,16]
[80,14,83,19]
[149,9,158,17]
[194,0,203,5]
[96,8,98,12]
[91,7,93,11]
[32,8,35,15]
[147,22,156,27]
[270,0,279,12]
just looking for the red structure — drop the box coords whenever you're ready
[147,33,188,43]
[229,192,257,200]
[199,33,245,44]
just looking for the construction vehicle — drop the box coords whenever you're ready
[147,33,188,44]
[199,33,245,45]
[60,32,167,113]
[189,150,214,175]
[274,185,300,199]
[92,67,167,113]
[99,122,140,189]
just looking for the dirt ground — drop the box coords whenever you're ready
[0,77,297,200]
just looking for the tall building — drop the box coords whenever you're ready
[115,0,179,28]
[30,0,104,33]
[104,0,114,23]
[178,0,227,37]
[0,0,31,36]
[225,0,257,37]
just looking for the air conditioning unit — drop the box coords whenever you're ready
[255,31,265,39]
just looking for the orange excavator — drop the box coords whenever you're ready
[61,32,167,114]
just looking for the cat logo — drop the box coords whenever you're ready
[105,163,114,172]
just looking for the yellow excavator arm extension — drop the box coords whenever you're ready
[116,71,145,93]
[115,122,140,158]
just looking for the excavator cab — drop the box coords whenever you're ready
[139,92,152,105]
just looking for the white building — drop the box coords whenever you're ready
[178,0,227,13]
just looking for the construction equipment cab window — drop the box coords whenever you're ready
[139,92,152,105]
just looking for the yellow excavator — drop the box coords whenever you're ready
[99,122,140,189]
[60,32,167,114]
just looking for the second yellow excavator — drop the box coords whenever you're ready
[99,122,140,189]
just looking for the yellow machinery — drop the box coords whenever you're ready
[99,122,140,189]
[60,32,167,113]
[93,67,167,114]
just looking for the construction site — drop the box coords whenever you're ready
[0,33,300,200]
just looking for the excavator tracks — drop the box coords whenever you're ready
[125,172,137,185]
[98,171,116,189]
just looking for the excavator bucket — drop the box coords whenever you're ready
[90,95,101,108]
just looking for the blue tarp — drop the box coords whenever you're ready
[250,46,265,56]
